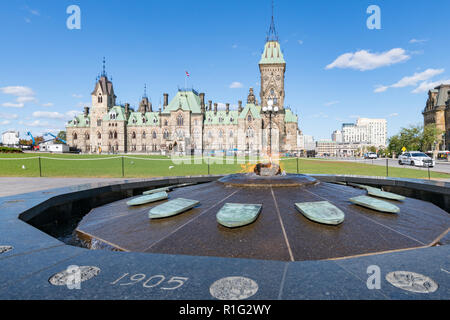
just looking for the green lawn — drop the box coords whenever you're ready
[0,153,448,180]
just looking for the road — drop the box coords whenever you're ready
[315,157,450,174]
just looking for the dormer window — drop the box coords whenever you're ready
[132,118,137,124]
[153,118,158,124]
[229,117,234,122]
[247,115,252,122]
[219,117,224,123]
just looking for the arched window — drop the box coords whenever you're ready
[177,114,183,126]
[247,114,252,122]
[131,132,136,139]
[163,130,169,140]
[142,131,146,139]
[108,131,113,139]
[229,117,234,123]
[176,129,184,139]
[153,117,158,124]
[164,120,168,126]
[98,93,102,103]
[85,133,90,140]
[152,131,157,139]
[113,131,117,139]
[97,132,101,139]
[229,130,233,138]
[73,133,78,140]
[219,130,223,138]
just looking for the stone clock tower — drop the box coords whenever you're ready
[259,3,286,110]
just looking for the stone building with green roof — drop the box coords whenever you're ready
[66,10,300,155]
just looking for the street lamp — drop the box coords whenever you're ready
[262,99,279,159]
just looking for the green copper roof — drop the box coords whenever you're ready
[67,114,90,127]
[238,104,261,119]
[284,108,298,123]
[204,110,239,125]
[102,106,127,121]
[162,90,202,114]
[127,111,160,126]
[259,41,285,65]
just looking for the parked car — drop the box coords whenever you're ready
[364,152,378,159]
[398,151,435,167]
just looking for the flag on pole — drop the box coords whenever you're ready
[185,71,190,77]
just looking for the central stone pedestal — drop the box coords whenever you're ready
[254,163,282,176]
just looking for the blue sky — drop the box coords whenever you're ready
[1,0,450,141]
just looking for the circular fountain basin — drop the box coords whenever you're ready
[75,174,450,262]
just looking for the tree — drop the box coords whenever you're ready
[421,124,442,152]
[388,124,443,156]
[55,131,67,144]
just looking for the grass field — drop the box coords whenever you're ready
[0,153,448,180]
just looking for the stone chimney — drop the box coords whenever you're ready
[208,100,212,111]
[238,100,243,112]
[214,103,218,114]
[199,93,205,112]
[226,103,230,114]
[125,103,130,117]
[84,106,89,117]
[148,102,153,113]
[163,93,169,107]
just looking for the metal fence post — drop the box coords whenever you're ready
[122,156,124,177]
[38,156,42,177]
[296,156,299,174]
[386,158,388,177]
[428,166,430,180]
[208,157,210,175]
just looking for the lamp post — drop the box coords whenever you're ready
[262,99,279,159]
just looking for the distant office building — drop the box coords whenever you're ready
[331,130,342,143]
[316,140,336,156]
[1,131,19,147]
[298,133,315,151]
[340,118,386,147]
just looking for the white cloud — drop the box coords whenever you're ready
[0,120,11,125]
[389,113,399,117]
[392,69,444,88]
[310,112,329,119]
[297,40,303,45]
[349,115,360,119]
[16,96,37,103]
[41,103,54,107]
[2,102,24,108]
[412,79,450,93]
[374,85,389,93]
[24,18,31,23]
[326,48,410,71]
[0,113,18,120]
[409,39,427,44]
[375,68,445,93]
[26,120,50,127]
[72,94,83,98]
[0,86,34,97]
[33,111,65,119]
[229,82,243,89]
[66,110,80,118]
[324,101,339,107]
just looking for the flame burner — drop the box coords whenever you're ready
[253,162,281,176]
[219,163,318,188]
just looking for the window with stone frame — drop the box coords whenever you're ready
[177,114,184,126]
[73,133,78,140]
[97,132,101,139]
[131,132,136,139]
[152,131,157,139]
[163,130,170,140]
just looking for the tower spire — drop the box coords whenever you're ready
[267,0,278,42]
[143,83,147,98]
[101,57,107,77]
